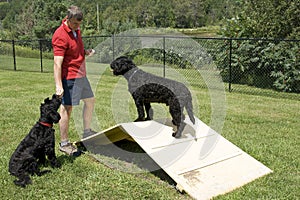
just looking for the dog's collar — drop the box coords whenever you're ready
[128,68,139,82]
[39,121,53,127]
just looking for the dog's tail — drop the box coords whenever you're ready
[185,99,195,124]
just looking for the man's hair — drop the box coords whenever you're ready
[67,5,83,21]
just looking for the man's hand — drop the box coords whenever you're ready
[56,86,64,97]
[85,49,95,56]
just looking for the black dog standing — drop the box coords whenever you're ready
[110,56,195,138]
[9,94,62,187]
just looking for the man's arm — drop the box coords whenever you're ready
[53,56,64,96]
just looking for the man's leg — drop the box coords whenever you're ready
[82,97,95,131]
[82,97,97,138]
[59,105,72,142]
[59,105,80,156]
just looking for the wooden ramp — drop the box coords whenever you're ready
[80,117,272,200]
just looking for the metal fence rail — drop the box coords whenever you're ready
[0,35,299,96]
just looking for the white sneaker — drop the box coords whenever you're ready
[59,143,81,156]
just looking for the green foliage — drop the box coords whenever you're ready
[1,0,241,39]
[218,0,300,93]
[31,0,69,39]
[213,38,300,92]
[271,41,300,92]
[2,0,69,39]
[220,0,300,39]
[0,41,11,55]
[1,0,299,93]
[0,2,10,21]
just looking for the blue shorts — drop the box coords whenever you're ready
[62,77,94,106]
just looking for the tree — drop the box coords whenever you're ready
[221,0,299,39]
[151,0,175,28]
[219,0,300,92]
[1,0,242,38]
[134,0,156,27]
[30,0,68,39]
[2,0,68,39]
[0,2,10,21]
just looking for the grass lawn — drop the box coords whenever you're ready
[0,57,299,199]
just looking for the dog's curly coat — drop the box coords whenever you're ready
[110,56,195,138]
[9,94,61,187]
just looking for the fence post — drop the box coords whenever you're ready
[12,39,16,71]
[229,39,232,92]
[163,36,166,77]
[39,39,43,72]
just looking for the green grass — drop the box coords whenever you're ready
[0,57,299,199]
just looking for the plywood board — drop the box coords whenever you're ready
[79,117,272,200]
[80,125,133,146]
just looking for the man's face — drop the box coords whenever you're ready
[67,18,82,31]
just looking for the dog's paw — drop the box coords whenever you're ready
[51,160,61,168]
[14,180,26,187]
[134,118,145,122]
[14,177,32,187]
[172,131,182,138]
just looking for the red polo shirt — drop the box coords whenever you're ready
[52,19,86,79]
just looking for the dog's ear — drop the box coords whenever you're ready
[49,94,62,110]
[40,97,49,109]
[52,94,57,99]
[44,97,50,104]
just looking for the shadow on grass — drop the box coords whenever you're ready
[57,154,80,165]
[86,140,176,186]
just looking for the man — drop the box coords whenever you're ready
[52,5,96,156]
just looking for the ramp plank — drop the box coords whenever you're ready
[79,117,272,200]
[81,125,132,146]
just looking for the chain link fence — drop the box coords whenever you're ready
[0,35,299,98]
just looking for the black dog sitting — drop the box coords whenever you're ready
[110,56,195,138]
[9,94,62,187]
